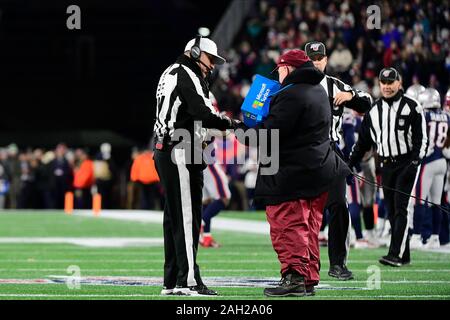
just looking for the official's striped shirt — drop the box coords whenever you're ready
[320,75,372,143]
[153,55,231,144]
[351,92,428,162]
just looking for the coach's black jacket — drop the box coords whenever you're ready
[251,61,351,206]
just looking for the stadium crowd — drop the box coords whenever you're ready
[0,140,258,212]
[213,0,449,117]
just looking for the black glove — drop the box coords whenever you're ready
[346,174,355,186]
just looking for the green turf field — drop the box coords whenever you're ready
[0,211,449,300]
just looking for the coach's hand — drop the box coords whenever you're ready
[334,92,353,106]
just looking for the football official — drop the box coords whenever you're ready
[349,67,428,267]
[153,36,237,296]
[305,41,372,280]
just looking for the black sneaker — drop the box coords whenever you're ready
[401,259,411,266]
[379,255,402,267]
[173,284,218,296]
[263,273,306,297]
[328,265,354,280]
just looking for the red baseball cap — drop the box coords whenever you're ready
[274,49,311,72]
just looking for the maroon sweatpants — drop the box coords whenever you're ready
[266,192,328,286]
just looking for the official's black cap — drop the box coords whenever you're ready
[305,41,326,58]
[379,67,400,82]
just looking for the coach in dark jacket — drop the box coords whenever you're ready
[252,51,349,206]
[237,49,349,297]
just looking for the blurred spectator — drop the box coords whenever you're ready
[130,146,161,210]
[18,151,36,209]
[5,143,20,208]
[33,148,53,208]
[48,143,73,209]
[383,40,400,67]
[73,148,94,209]
[94,143,117,209]
[0,149,10,209]
[126,147,140,209]
[254,50,277,79]
[328,42,353,76]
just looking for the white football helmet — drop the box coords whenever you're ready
[418,88,441,109]
[405,84,426,100]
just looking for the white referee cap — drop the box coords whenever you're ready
[184,37,226,65]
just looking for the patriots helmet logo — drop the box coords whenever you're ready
[383,70,391,77]
[311,43,321,51]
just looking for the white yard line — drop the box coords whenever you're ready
[0,237,164,248]
[71,210,450,254]
[0,258,448,264]
[74,210,270,235]
[0,293,448,299]
[1,268,450,273]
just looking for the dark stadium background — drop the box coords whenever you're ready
[0,0,231,163]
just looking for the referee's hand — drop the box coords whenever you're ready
[334,92,353,106]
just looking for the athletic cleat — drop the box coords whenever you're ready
[353,238,379,249]
[401,259,411,266]
[410,234,423,249]
[264,273,307,297]
[328,265,354,280]
[364,230,381,248]
[200,235,221,248]
[173,285,218,296]
[379,255,402,267]
[160,287,174,295]
[424,235,440,249]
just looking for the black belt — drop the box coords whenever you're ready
[379,154,411,164]
[154,136,176,152]
[154,137,207,152]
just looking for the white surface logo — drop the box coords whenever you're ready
[66,265,81,290]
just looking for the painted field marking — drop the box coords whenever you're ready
[0,294,448,299]
[0,268,449,273]
[0,258,448,264]
[0,238,164,248]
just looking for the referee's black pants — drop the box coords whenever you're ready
[154,148,204,288]
[325,144,352,267]
[381,159,419,261]
[325,173,351,267]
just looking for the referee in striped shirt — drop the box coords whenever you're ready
[153,36,236,295]
[349,67,428,267]
[305,41,372,280]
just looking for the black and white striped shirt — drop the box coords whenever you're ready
[320,75,372,143]
[153,55,232,144]
[351,91,428,162]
